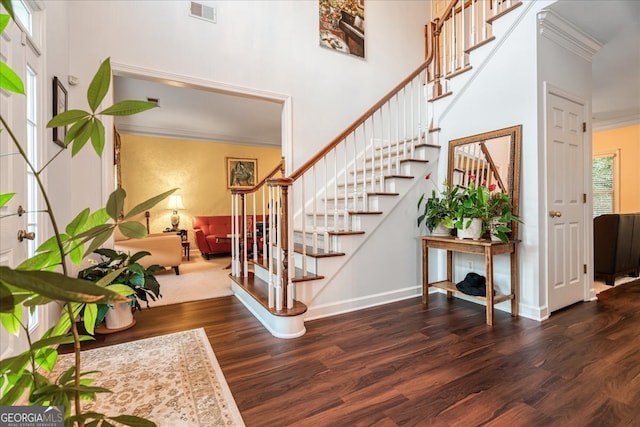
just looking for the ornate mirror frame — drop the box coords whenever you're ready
[447,125,522,238]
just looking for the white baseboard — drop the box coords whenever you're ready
[303,286,421,321]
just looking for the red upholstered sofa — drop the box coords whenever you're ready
[192,215,266,259]
[192,216,232,259]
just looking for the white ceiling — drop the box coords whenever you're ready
[113,76,283,147]
[549,0,640,127]
[113,1,640,145]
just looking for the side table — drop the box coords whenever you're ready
[420,236,519,326]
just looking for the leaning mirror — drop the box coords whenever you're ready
[447,125,522,238]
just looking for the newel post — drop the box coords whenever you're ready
[231,189,248,277]
[268,177,294,311]
[431,18,442,98]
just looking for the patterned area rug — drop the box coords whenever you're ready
[51,329,244,426]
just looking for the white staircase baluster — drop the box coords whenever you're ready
[268,185,274,308]
[301,174,307,275]
[343,140,348,230]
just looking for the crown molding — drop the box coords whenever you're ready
[537,9,602,62]
[592,114,640,132]
[116,123,281,147]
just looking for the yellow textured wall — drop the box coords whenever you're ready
[593,124,640,213]
[120,134,282,235]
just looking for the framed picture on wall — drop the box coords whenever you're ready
[52,76,68,147]
[227,157,257,189]
[319,0,365,58]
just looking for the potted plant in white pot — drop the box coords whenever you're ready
[451,176,487,240]
[77,249,163,331]
[417,184,457,236]
[480,187,522,243]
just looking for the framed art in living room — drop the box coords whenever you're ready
[227,157,257,189]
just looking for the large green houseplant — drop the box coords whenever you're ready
[0,4,173,425]
[77,249,164,329]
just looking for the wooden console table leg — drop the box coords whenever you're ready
[422,239,429,305]
[446,250,453,299]
[485,247,494,326]
[511,245,519,317]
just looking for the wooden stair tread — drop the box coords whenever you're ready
[328,230,365,236]
[367,192,399,196]
[385,174,414,180]
[229,272,307,316]
[428,91,452,102]
[293,243,345,258]
[446,65,472,79]
[348,210,383,215]
[416,142,440,148]
[487,1,522,23]
[400,158,429,164]
[466,36,496,53]
[291,267,324,283]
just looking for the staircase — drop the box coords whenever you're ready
[229,0,524,338]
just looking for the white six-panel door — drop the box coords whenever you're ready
[545,86,587,312]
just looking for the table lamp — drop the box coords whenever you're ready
[168,195,185,230]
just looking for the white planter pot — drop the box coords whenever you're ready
[431,222,452,237]
[105,302,134,330]
[457,218,482,240]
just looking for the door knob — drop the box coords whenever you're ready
[549,210,562,218]
[17,230,35,242]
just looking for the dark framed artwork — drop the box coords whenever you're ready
[52,76,68,147]
[319,0,365,58]
[227,157,257,189]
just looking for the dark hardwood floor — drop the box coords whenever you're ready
[71,280,640,426]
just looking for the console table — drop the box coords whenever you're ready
[420,236,519,325]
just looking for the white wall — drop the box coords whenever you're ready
[66,0,430,169]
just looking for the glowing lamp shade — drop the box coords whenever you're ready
[167,195,185,229]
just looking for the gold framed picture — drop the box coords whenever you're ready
[227,157,257,189]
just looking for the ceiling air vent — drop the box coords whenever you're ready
[190,2,217,24]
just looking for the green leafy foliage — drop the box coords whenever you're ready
[0,2,14,19]
[0,62,24,94]
[77,248,163,321]
[87,58,111,112]
[0,192,14,208]
[44,58,157,157]
[0,18,163,422]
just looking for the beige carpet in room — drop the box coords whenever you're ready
[151,254,233,307]
[51,329,244,426]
